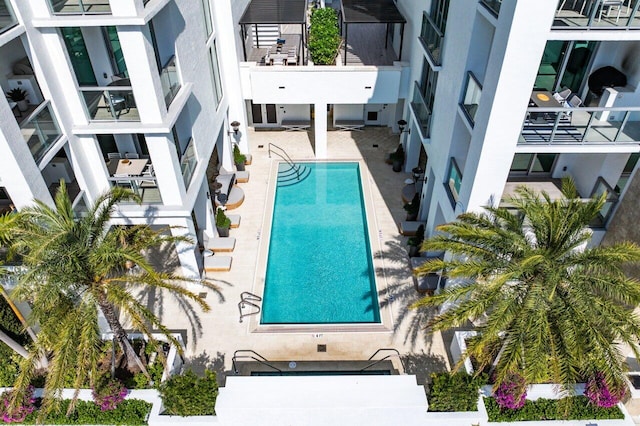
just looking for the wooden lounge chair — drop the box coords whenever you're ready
[206,237,236,253]
[203,254,232,273]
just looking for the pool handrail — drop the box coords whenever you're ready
[268,143,300,180]
[360,348,406,374]
[232,349,283,375]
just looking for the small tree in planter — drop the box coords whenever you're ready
[404,193,420,221]
[6,88,28,112]
[407,225,425,257]
[233,145,246,172]
[308,8,341,65]
[215,208,231,238]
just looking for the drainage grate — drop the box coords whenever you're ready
[372,144,378,148]
[198,292,207,299]
[317,344,327,353]
[258,144,264,148]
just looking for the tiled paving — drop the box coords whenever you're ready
[153,127,450,383]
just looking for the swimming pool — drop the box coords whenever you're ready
[260,162,380,324]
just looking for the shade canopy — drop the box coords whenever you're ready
[239,0,307,24]
[341,0,407,24]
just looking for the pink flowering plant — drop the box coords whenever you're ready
[494,373,527,410]
[92,377,128,411]
[585,373,626,408]
[0,385,36,423]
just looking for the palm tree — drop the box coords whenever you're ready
[2,183,215,416]
[412,178,640,395]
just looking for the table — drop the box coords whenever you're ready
[108,159,148,176]
[530,91,562,108]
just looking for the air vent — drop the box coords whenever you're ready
[317,344,327,353]
[198,292,207,299]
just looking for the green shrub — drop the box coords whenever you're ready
[427,372,485,412]
[0,295,28,345]
[484,396,624,422]
[308,8,341,65]
[233,145,246,166]
[20,399,151,424]
[159,370,218,416]
[0,344,21,387]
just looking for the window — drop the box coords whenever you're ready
[461,72,482,124]
[180,139,197,189]
[509,153,557,175]
[61,27,97,86]
[201,0,213,37]
[429,0,449,33]
[103,26,128,78]
[419,59,438,112]
[208,41,223,108]
[419,12,444,65]
[446,158,462,205]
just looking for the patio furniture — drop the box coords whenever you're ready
[334,119,365,131]
[104,92,129,117]
[108,158,149,176]
[598,0,623,21]
[281,119,311,131]
[553,88,572,105]
[410,251,446,294]
[107,152,121,160]
[204,254,232,273]
[213,173,245,210]
[227,214,241,229]
[125,152,140,159]
[206,237,236,253]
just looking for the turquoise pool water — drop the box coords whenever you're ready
[261,162,380,324]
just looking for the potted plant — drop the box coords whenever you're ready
[233,145,246,172]
[215,207,231,238]
[404,192,420,221]
[407,225,424,257]
[390,144,405,172]
[6,88,29,112]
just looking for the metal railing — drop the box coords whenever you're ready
[520,106,640,145]
[160,56,181,108]
[232,350,282,375]
[410,81,432,139]
[268,143,301,180]
[419,11,444,65]
[554,0,640,29]
[109,176,162,204]
[360,348,406,373]
[21,102,63,164]
[238,291,262,323]
[80,87,138,122]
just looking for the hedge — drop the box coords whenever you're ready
[484,395,625,422]
[308,8,341,65]
[12,399,151,425]
[427,372,485,412]
[159,370,218,416]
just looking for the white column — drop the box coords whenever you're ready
[195,177,216,241]
[314,102,328,159]
[170,217,200,280]
[145,135,185,206]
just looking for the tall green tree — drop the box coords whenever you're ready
[2,183,214,417]
[412,179,640,394]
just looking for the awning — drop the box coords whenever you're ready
[341,0,407,24]
[239,0,307,24]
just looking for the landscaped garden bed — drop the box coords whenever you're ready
[484,396,624,422]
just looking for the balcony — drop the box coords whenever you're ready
[109,176,161,204]
[80,86,139,122]
[554,0,640,29]
[180,138,196,189]
[519,106,640,145]
[419,12,444,66]
[460,72,482,125]
[48,0,111,15]
[481,0,502,16]
[0,0,17,35]
[410,81,432,138]
[21,102,63,164]
[160,56,180,108]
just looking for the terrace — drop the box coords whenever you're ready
[554,0,640,29]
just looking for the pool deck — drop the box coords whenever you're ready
[153,127,451,385]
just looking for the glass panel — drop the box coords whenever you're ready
[410,81,432,138]
[447,158,462,202]
[462,72,482,124]
[21,103,63,164]
[209,42,223,108]
[429,0,449,33]
[180,139,197,189]
[81,88,138,121]
[555,0,640,29]
[531,154,556,173]
[104,26,128,78]
[160,56,181,108]
[266,104,277,123]
[559,41,596,93]
[110,177,162,204]
[48,0,111,14]
[510,154,533,173]
[535,41,567,91]
[0,0,17,35]
[481,0,501,16]
[61,27,98,86]
[624,153,640,173]
[419,13,444,65]
[251,102,263,124]
[201,0,213,37]
[419,59,438,111]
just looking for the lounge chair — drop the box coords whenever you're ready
[206,237,236,253]
[203,254,232,274]
[212,173,245,210]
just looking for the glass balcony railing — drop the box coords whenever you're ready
[554,0,640,29]
[481,0,502,16]
[109,176,162,204]
[21,102,63,164]
[519,106,640,145]
[80,87,139,122]
[0,0,18,35]
[180,138,197,189]
[160,56,181,108]
[48,0,111,15]
[461,72,482,125]
[419,12,444,65]
[410,81,433,138]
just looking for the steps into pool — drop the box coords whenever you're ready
[277,163,311,187]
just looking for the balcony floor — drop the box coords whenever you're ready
[49,0,111,14]
[554,6,640,28]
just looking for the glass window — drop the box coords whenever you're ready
[209,41,223,108]
[61,27,97,86]
[201,0,213,37]
[531,154,556,173]
[446,158,462,204]
[103,27,128,78]
[419,58,438,112]
[180,139,197,189]
[510,153,556,175]
[429,0,449,33]
[510,154,533,173]
[461,72,482,124]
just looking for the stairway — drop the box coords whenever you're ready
[277,162,311,187]
[251,24,280,48]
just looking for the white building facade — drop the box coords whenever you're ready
[1,0,639,277]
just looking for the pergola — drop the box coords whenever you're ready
[238,0,307,64]
[340,0,407,66]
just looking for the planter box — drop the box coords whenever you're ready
[450,330,477,375]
